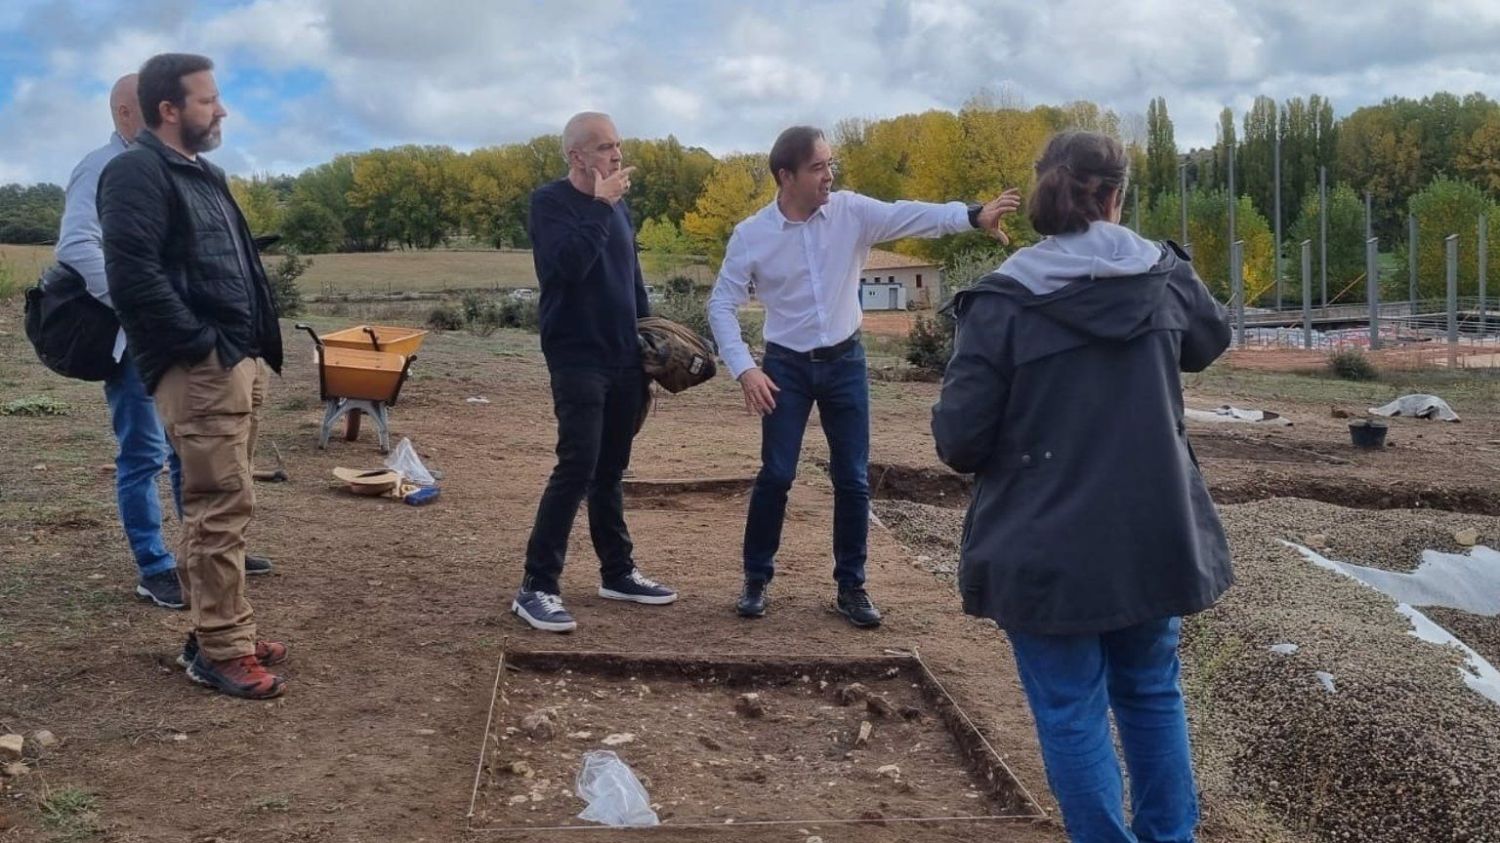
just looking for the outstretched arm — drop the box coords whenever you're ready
[848,188,1020,244]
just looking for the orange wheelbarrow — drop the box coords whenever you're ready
[295,324,427,453]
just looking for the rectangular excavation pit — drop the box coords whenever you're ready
[467,650,1046,835]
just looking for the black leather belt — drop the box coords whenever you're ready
[766,331,861,363]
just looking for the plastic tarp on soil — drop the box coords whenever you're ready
[1288,542,1500,705]
[1369,394,1461,422]
[1184,405,1293,426]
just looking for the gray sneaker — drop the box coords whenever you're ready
[512,589,578,633]
[599,570,678,605]
[136,570,186,610]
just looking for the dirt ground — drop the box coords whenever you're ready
[472,653,1042,839]
[2,302,1498,842]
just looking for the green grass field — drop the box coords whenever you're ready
[0,243,713,299]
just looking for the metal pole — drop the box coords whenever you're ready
[1179,161,1188,246]
[1319,166,1328,308]
[1409,214,1418,305]
[1367,236,1380,349]
[1302,239,1313,349]
[1232,240,1245,348]
[1447,234,1459,365]
[1274,121,1283,309]
[1480,213,1489,335]
[1364,190,1373,240]
[1228,142,1237,255]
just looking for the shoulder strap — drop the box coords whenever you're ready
[1165,240,1192,261]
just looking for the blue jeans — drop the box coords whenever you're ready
[104,355,182,577]
[743,340,869,588]
[1007,617,1199,843]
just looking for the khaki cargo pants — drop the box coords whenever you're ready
[154,350,267,661]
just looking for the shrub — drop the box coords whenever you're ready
[1328,347,1379,381]
[427,305,464,331]
[265,252,309,317]
[461,291,487,323]
[664,275,696,297]
[2,395,71,416]
[905,315,953,372]
[467,301,503,337]
[652,289,713,339]
[499,298,539,330]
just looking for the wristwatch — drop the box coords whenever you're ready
[967,203,983,229]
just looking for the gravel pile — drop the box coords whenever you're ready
[874,495,1500,841]
[872,499,964,581]
[1423,607,1500,670]
[1285,507,1488,573]
[1191,498,1500,842]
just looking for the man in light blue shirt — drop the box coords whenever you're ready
[707,125,1018,628]
[57,74,270,610]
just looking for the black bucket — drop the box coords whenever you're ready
[1349,419,1389,449]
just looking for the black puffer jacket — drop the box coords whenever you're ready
[99,131,282,393]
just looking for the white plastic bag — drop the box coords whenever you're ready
[574,750,659,827]
[383,437,436,486]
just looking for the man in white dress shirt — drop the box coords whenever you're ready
[707,125,1019,628]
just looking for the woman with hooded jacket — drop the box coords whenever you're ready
[931,130,1233,843]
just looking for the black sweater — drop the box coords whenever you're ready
[527,179,650,369]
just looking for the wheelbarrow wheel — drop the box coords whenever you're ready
[345,408,362,442]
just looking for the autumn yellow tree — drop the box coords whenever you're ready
[348,146,465,249]
[1144,190,1275,303]
[229,174,283,237]
[1458,114,1500,198]
[834,117,907,200]
[459,145,538,248]
[681,153,776,267]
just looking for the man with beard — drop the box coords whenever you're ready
[98,53,288,699]
[56,74,275,613]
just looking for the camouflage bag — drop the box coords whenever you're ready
[637,316,717,394]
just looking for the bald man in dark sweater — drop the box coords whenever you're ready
[510,111,678,633]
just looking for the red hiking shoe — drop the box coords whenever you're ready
[178,633,288,669]
[186,653,286,699]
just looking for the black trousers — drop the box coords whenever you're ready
[523,365,644,594]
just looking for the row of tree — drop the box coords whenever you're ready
[1129,176,1500,306]
[227,136,716,254]
[4,91,1500,306]
[0,184,64,244]
[1182,92,1500,245]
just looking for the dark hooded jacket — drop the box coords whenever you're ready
[98,130,283,393]
[931,222,1232,635]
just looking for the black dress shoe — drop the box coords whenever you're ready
[836,586,882,628]
[736,580,768,618]
[246,554,274,576]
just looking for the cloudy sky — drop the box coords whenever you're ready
[3,0,1499,185]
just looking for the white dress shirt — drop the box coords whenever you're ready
[707,190,971,378]
[56,131,130,362]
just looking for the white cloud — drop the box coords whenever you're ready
[3,0,1500,184]
[649,84,702,123]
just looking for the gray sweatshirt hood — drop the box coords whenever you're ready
[998,221,1164,295]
